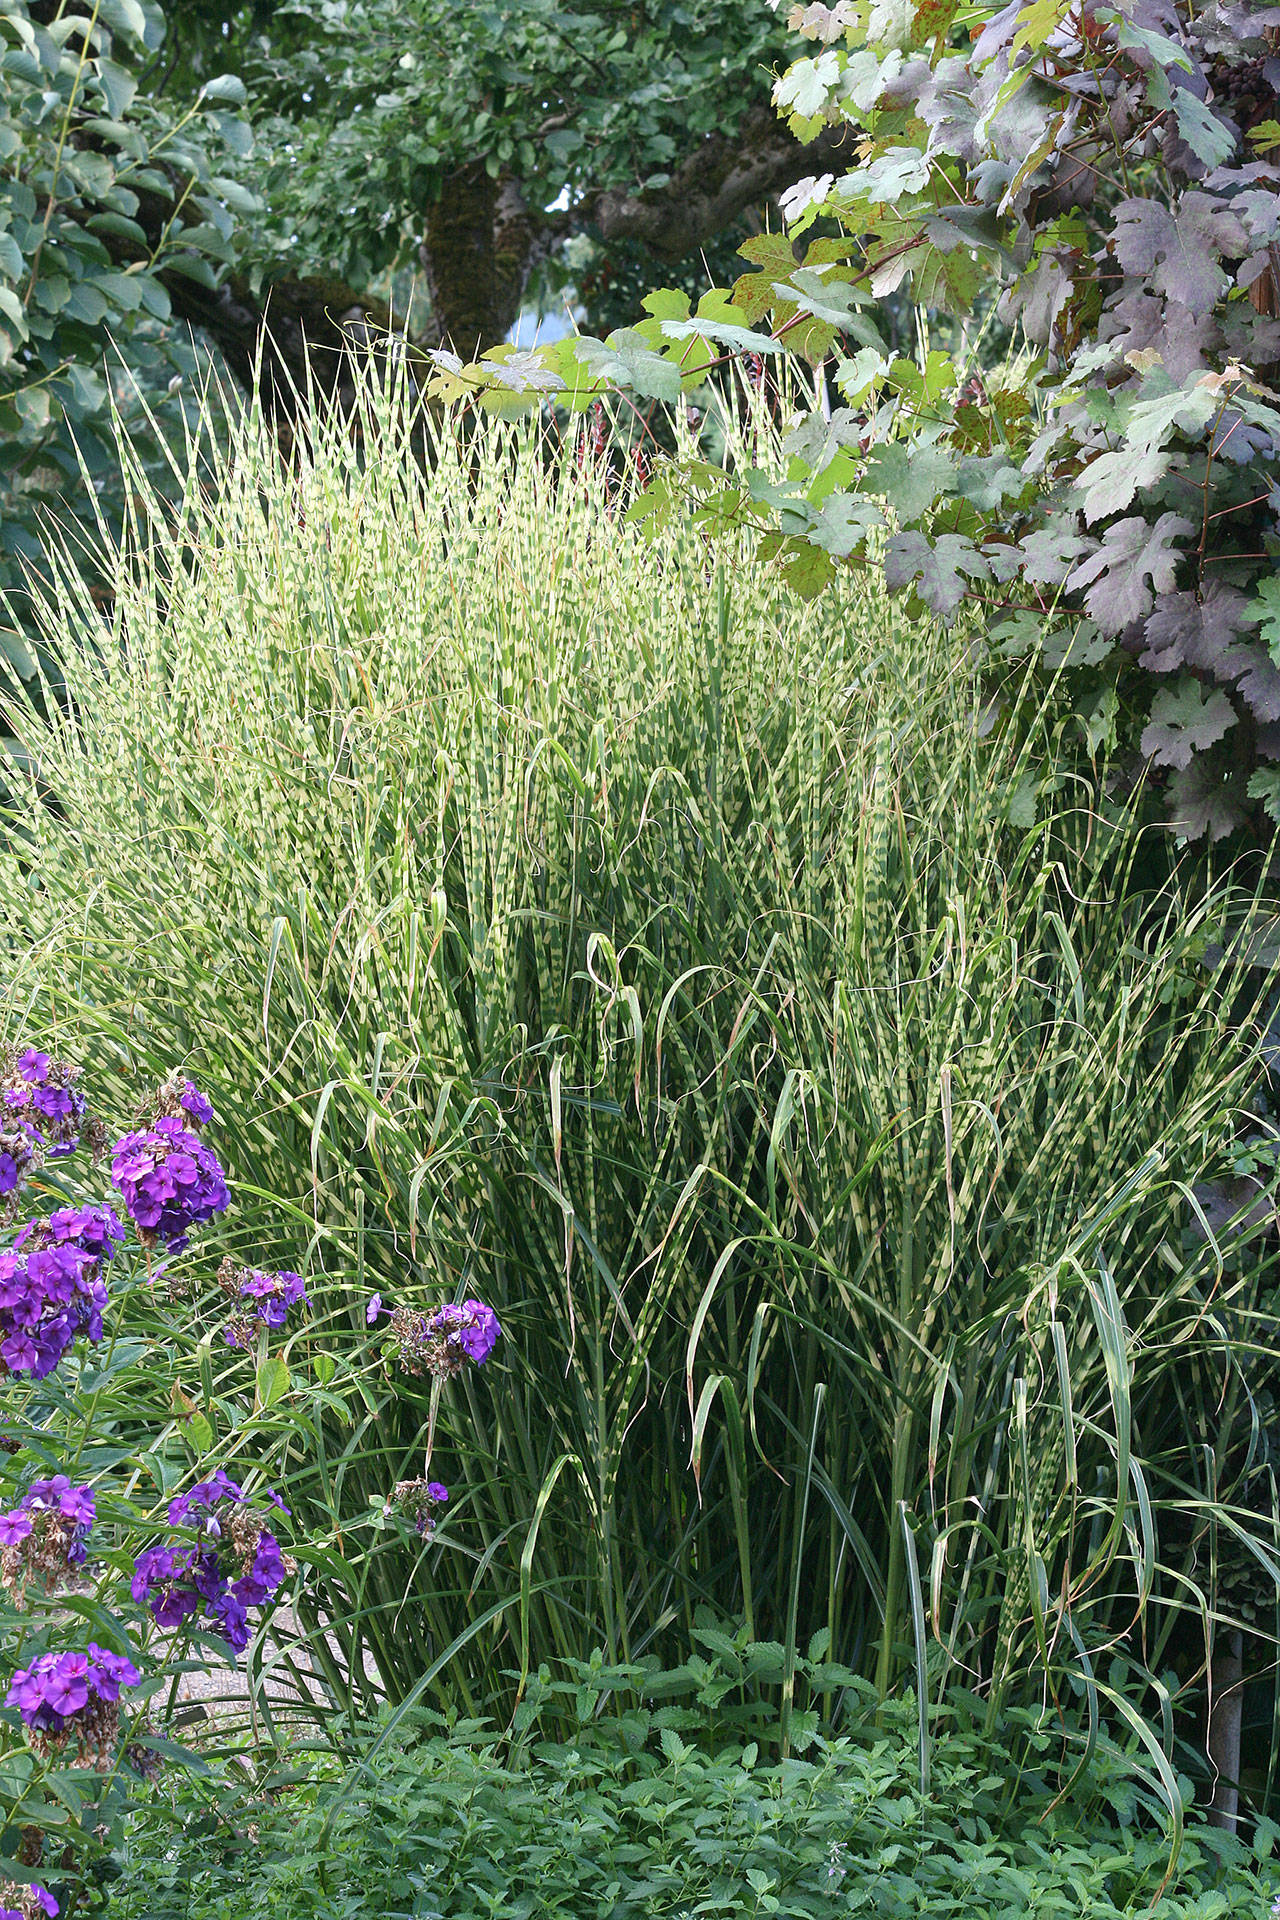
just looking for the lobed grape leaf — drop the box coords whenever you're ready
[1065,513,1194,633]
[1140,678,1237,769]
[884,531,991,612]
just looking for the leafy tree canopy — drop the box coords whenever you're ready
[158,0,839,349]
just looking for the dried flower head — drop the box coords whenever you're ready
[389,1479,449,1537]
[386,1299,500,1378]
[0,1878,57,1920]
[218,1263,307,1347]
[0,1477,95,1599]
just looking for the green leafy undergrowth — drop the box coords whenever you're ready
[110,1666,1279,1920]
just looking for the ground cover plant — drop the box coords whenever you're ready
[109,1670,1280,1919]
[0,374,1276,1841]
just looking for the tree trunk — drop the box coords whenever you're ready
[417,165,548,356]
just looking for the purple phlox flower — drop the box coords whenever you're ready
[0,1241,106,1380]
[426,1482,449,1504]
[42,1206,125,1261]
[86,1643,140,1699]
[14,1052,48,1086]
[137,1479,289,1652]
[178,1081,215,1127]
[110,1118,228,1249]
[423,1298,502,1368]
[265,1487,290,1514]
[238,1268,307,1332]
[456,1299,500,1363]
[27,1478,95,1528]
[0,1511,31,1546]
[0,1883,58,1920]
[366,1292,383,1324]
[1270,1895,1280,1918]
[167,1470,243,1528]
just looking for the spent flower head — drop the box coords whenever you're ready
[6,1644,139,1767]
[387,1298,500,1378]
[217,1259,307,1346]
[0,1880,57,1920]
[389,1479,449,1537]
[0,1477,95,1599]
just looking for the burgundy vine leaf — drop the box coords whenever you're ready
[884,532,990,613]
[1074,447,1171,522]
[1140,677,1237,768]
[1111,194,1250,315]
[1167,754,1248,842]
[1235,646,1280,723]
[1138,582,1254,675]
[1017,526,1097,586]
[1064,512,1193,633]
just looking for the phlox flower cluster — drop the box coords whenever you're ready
[0,1878,57,1920]
[0,1477,95,1599]
[6,1644,139,1767]
[17,1206,125,1264]
[131,1472,291,1654]
[390,1479,449,1537]
[386,1299,501,1378]
[110,1109,228,1251]
[216,1257,307,1349]
[0,1241,108,1380]
[0,1048,92,1213]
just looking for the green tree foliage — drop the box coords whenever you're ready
[453,0,1280,841]
[159,0,841,350]
[0,0,250,622]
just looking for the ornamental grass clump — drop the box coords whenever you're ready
[3,373,1280,1814]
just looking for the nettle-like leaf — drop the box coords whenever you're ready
[1140,678,1237,769]
[1065,514,1194,634]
